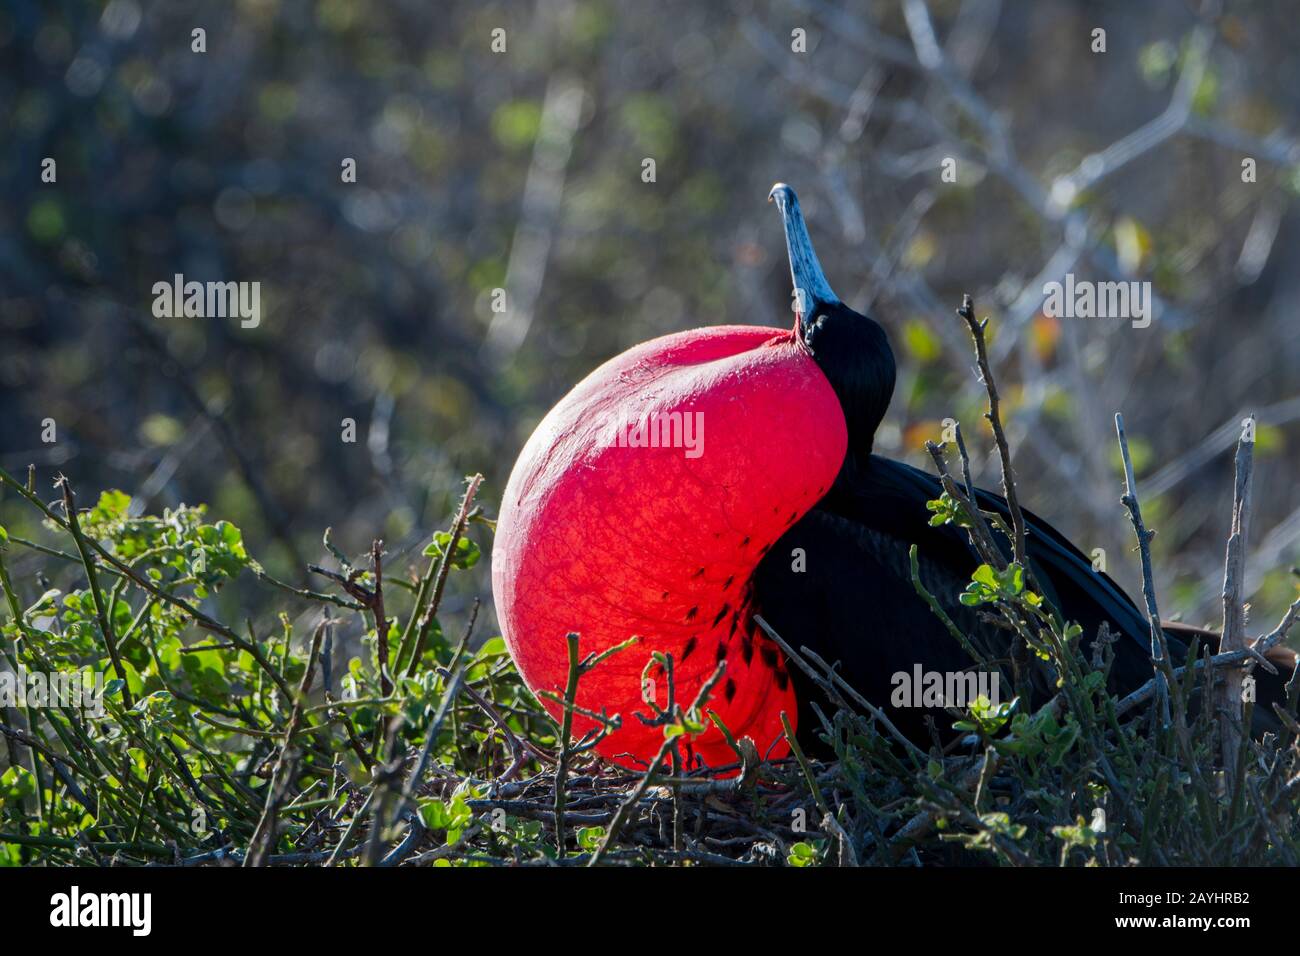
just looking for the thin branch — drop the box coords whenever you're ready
[394,474,483,676]
[1113,413,1174,724]
[955,295,1027,569]
[1217,417,1255,777]
[245,617,328,867]
[55,475,133,709]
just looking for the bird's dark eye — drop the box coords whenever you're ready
[803,312,824,347]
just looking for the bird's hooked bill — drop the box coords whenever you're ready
[769,183,839,319]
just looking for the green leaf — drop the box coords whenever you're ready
[422,531,480,570]
[1003,563,1024,595]
[475,636,507,660]
[87,489,132,531]
[0,766,38,808]
[576,826,605,851]
[419,796,472,835]
[979,812,1027,840]
[787,841,819,867]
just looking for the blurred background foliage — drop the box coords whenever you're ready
[2,0,1299,634]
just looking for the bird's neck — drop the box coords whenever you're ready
[802,308,897,463]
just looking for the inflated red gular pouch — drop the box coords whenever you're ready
[492,324,846,768]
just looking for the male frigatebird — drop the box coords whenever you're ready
[491,184,1295,769]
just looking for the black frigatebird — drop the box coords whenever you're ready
[491,184,1295,769]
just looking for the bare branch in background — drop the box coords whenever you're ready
[1217,417,1254,778]
[485,76,586,360]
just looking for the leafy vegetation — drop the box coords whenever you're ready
[2,296,1299,867]
[2,428,1298,866]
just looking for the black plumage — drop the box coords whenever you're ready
[756,451,1167,750]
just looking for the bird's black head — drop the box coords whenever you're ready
[769,184,896,459]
